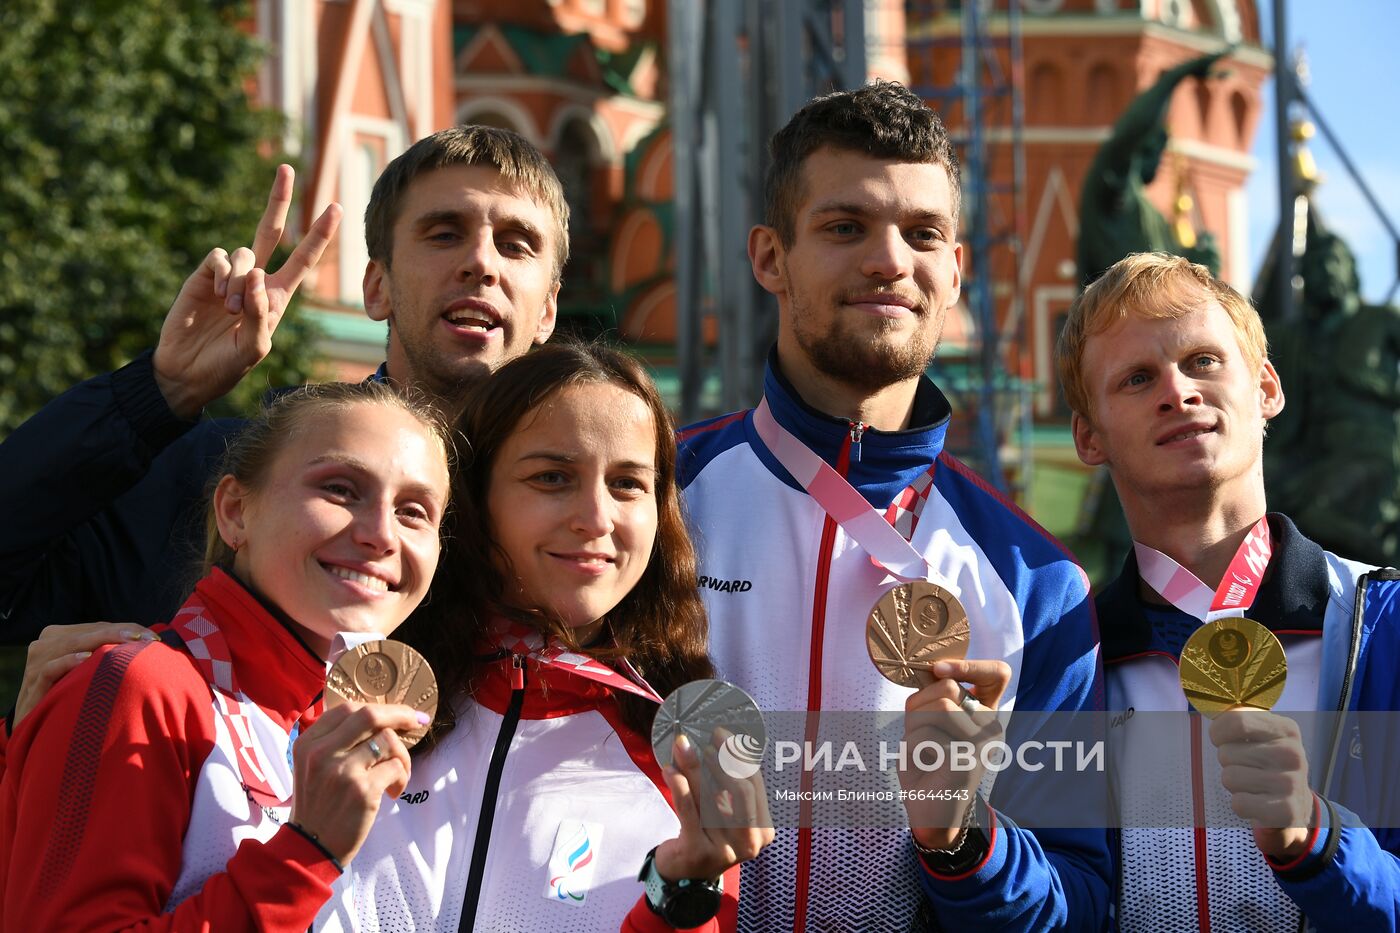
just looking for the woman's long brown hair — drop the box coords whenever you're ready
[399,339,713,746]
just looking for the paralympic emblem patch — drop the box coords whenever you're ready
[544,820,603,905]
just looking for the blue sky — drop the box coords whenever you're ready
[1244,0,1399,305]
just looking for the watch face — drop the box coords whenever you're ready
[661,882,724,928]
[643,851,724,928]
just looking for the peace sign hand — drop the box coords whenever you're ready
[152,165,343,419]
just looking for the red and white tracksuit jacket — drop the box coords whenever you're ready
[0,568,338,932]
[316,651,740,932]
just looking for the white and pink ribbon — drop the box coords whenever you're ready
[1133,516,1272,621]
[752,397,946,586]
[490,621,662,704]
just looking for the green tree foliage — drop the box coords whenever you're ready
[0,0,322,434]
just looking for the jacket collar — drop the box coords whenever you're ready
[756,349,953,510]
[471,650,623,720]
[191,568,328,725]
[1099,513,1330,662]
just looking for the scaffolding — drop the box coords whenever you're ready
[667,0,869,421]
[905,0,1030,494]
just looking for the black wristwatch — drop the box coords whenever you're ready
[912,794,991,876]
[638,846,724,928]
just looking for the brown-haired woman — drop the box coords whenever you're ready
[320,341,772,932]
[0,382,453,931]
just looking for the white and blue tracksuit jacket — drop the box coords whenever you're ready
[1100,514,1400,932]
[677,357,1111,932]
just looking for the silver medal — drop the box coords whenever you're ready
[651,679,767,777]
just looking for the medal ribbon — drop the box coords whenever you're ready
[752,397,940,584]
[1133,516,1272,621]
[170,601,294,808]
[489,621,663,704]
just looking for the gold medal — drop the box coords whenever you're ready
[866,582,970,688]
[325,640,438,748]
[1178,617,1287,718]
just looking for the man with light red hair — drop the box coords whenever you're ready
[1057,250,1400,930]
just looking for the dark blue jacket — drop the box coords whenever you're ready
[0,353,396,644]
[0,352,245,642]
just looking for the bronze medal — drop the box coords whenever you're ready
[1178,617,1287,718]
[325,639,438,748]
[865,581,970,688]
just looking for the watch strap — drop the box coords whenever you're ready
[638,846,724,927]
[913,794,991,875]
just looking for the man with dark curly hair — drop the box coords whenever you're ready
[679,81,1110,932]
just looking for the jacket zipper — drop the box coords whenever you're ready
[459,655,526,932]
[793,429,855,933]
[1301,569,1388,933]
[1320,570,1381,796]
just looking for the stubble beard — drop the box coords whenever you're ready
[390,285,499,407]
[790,291,940,394]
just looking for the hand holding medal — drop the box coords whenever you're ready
[1181,622,1313,860]
[284,640,439,864]
[1138,518,1315,859]
[646,680,774,906]
[324,639,440,748]
[866,582,1010,852]
[753,397,1007,852]
[652,679,767,776]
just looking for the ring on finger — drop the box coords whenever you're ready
[367,738,383,762]
[957,688,980,715]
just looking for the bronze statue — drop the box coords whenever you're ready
[1071,49,1233,582]
[1077,49,1231,286]
[1263,217,1400,565]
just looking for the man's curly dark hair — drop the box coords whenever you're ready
[764,80,961,246]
